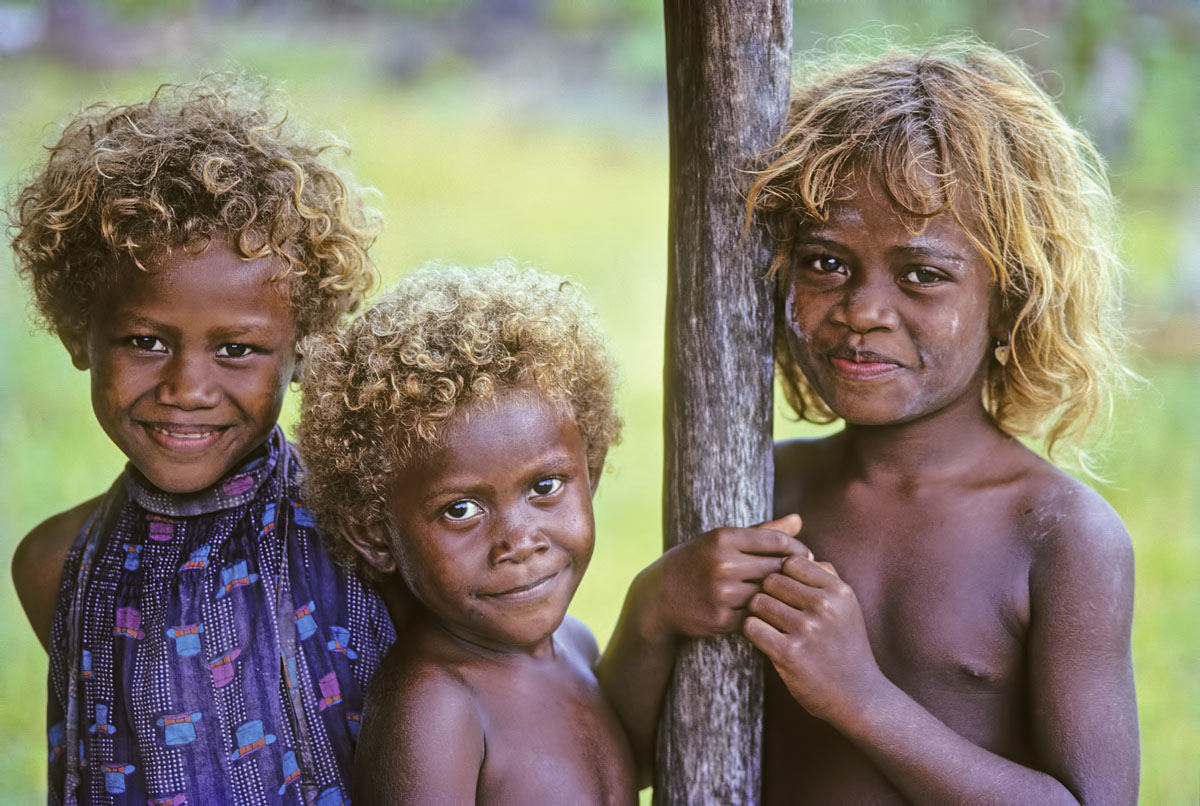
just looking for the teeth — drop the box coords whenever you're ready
[153,427,215,440]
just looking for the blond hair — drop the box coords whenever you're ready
[297,260,621,572]
[10,73,380,341]
[748,38,1130,460]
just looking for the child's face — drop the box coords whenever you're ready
[782,174,999,427]
[382,392,595,653]
[74,240,297,493]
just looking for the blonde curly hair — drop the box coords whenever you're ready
[748,38,1131,460]
[297,260,622,572]
[9,73,380,342]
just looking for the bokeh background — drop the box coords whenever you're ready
[1,0,1197,802]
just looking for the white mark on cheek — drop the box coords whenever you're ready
[784,290,811,350]
[949,312,959,335]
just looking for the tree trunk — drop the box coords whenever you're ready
[658,2,792,804]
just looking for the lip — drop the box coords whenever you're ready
[481,569,561,602]
[139,422,230,453]
[828,349,902,380]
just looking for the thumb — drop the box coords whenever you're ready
[759,513,802,537]
[757,514,812,560]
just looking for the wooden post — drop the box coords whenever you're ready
[658,3,792,805]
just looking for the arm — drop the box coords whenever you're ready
[11,496,100,651]
[745,496,1137,805]
[353,665,485,806]
[595,515,806,784]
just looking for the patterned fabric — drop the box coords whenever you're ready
[47,427,396,805]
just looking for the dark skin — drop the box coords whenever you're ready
[12,241,298,651]
[601,174,1137,803]
[347,393,636,804]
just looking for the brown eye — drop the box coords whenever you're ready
[531,478,563,497]
[444,500,482,521]
[902,268,943,284]
[798,255,846,275]
[131,336,167,352]
[217,343,253,358]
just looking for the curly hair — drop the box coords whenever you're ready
[297,260,622,572]
[9,73,380,342]
[747,37,1131,460]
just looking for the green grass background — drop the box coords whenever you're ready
[2,6,1197,803]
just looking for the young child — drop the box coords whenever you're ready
[296,261,638,804]
[10,76,395,805]
[601,38,1139,804]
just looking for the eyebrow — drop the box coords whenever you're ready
[419,452,579,502]
[794,234,971,267]
[892,244,971,266]
[112,313,278,339]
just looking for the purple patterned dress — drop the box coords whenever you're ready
[47,427,396,805]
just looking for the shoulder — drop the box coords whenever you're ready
[1015,462,1134,616]
[356,649,485,804]
[1019,462,1132,566]
[365,643,484,742]
[12,495,104,651]
[556,614,601,667]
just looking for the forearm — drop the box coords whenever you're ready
[836,676,1080,805]
[595,567,680,785]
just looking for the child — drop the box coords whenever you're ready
[296,261,638,804]
[739,39,1138,802]
[10,76,395,805]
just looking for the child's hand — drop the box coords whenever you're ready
[744,555,885,725]
[633,514,809,645]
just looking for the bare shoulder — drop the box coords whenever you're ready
[366,644,482,729]
[12,495,102,651]
[356,647,485,805]
[1010,458,1134,621]
[557,614,601,667]
[1016,459,1132,568]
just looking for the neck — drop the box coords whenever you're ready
[412,607,559,663]
[837,399,1013,487]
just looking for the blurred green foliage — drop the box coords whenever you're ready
[2,2,1197,802]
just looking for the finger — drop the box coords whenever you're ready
[761,570,828,611]
[743,615,789,661]
[728,526,812,560]
[747,591,807,634]
[728,553,802,583]
[779,554,839,587]
[757,513,802,537]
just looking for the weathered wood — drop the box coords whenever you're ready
[658,2,792,804]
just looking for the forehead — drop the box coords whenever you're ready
[392,392,583,483]
[802,171,984,263]
[96,240,296,328]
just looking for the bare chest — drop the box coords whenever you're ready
[471,663,637,806]
[804,494,1031,690]
[762,495,1037,803]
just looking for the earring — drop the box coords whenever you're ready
[994,340,1010,366]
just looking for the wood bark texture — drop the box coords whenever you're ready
[658,2,792,805]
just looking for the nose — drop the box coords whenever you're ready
[488,510,551,566]
[832,271,899,333]
[155,351,221,409]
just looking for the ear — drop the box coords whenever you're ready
[60,330,90,370]
[344,521,398,576]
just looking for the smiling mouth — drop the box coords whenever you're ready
[141,423,229,450]
[828,350,901,379]
[151,426,219,440]
[482,569,561,602]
